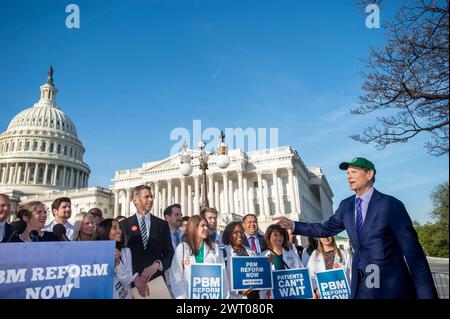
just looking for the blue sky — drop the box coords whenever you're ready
[0,0,448,224]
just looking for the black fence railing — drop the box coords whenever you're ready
[432,272,449,299]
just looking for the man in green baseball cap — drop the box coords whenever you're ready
[273,157,438,299]
[339,157,376,175]
[339,157,376,196]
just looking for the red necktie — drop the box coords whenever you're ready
[249,236,257,253]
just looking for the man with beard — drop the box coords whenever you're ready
[44,197,74,240]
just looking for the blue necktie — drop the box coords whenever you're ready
[355,197,363,238]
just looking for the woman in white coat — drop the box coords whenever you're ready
[169,215,229,299]
[260,224,303,299]
[306,236,347,299]
[221,221,259,299]
[93,218,133,299]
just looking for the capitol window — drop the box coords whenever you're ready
[57,144,61,154]
[25,141,30,151]
[41,142,46,152]
[49,143,54,153]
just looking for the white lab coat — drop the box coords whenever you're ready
[259,248,303,299]
[169,242,229,299]
[114,247,133,299]
[306,249,348,290]
[221,245,256,299]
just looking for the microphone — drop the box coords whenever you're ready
[29,230,40,242]
[53,224,70,241]
[6,220,27,242]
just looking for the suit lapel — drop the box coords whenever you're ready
[359,189,382,244]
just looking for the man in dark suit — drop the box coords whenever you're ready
[120,185,174,297]
[275,158,438,299]
[0,194,13,243]
[242,214,267,255]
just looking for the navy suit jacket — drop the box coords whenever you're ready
[294,189,438,299]
[242,233,267,254]
[1,222,13,243]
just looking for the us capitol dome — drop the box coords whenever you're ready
[0,66,90,195]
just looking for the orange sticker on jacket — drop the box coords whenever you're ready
[131,226,139,232]
[183,259,190,266]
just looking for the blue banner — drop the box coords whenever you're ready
[231,256,272,291]
[189,264,223,299]
[272,268,314,299]
[316,268,351,299]
[0,241,115,299]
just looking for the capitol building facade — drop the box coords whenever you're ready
[0,68,113,221]
[112,146,334,231]
[1,67,334,232]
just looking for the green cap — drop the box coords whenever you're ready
[339,157,376,175]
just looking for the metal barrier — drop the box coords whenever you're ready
[432,272,449,299]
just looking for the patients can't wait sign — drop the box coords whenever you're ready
[0,241,115,299]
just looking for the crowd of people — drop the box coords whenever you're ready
[0,157,438,299]
[0,190,349,299]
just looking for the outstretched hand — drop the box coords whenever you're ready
[272,216,294,230]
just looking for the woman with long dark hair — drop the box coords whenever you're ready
[93,218,133,299]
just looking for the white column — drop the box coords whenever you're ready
[34,163,39,184]
[222,172,229,214]
[13,164,18,184]
[53,165,59,186]
[187,183,193,216]
[125,188,131,217]
[272,169,281,215]
[43,163,49,185]
[249,186,255,214]
[61,166,66,187]
[154,181,160,217]
[24,163,29,183]
[161,187,167,214]
[167,179,172,205]
[180,177,186,213]
[174,185,179,204]
[263,178,271,216]
[243,174,249,215]
[257,172,267,218]
[16,164,22,184]
[114,190,120,218]
[1,165,5,184]
[288,167,297,214]
[208,174,214,208]
[194,175,200,215]
[120,190,126,216]
[294,173,302,216]
[237,171,244,215]
[8,164,15,184]
[278,175,286,215]
[228,179,234,213]
[69,168,74,188]
[214,181,220,211]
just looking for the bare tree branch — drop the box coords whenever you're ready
[353,0,449,156]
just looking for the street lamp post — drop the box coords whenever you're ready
[180,132,230,212]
